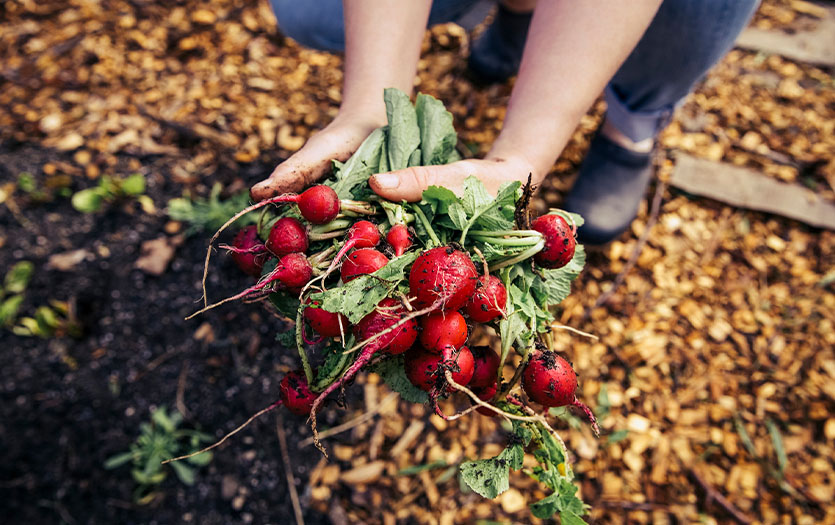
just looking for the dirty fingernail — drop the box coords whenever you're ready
[372,173,398,190]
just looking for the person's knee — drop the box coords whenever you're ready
[269,0,345,51]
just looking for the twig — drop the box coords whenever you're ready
[688,467,752,525]
[276,414,305,525]
[550,322,599,341]
[162,400,281,464]
[176,361,189,419]
[298,392,398,447]
[583,180,667,321]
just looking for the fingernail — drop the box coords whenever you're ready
[372,173,398,190]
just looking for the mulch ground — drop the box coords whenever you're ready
[1,0,834,524]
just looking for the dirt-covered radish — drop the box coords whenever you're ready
[472,382,498,417]
[340,248,389,283]
[408,247,478,311]
[464,275,507,323]
[522,350,577,407]
[225,225,268,277]
[265,217,309,257]
[304,299,349,338]
[386,223,411,257]
[531,214,576,269]
[279,371,316,416]
[468,346,500,389]
[405,345,474,394]
[419,311,468,354]
[309,299,419,437]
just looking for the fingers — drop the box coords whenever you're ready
[250,162,322,202]
[369,162,478,202]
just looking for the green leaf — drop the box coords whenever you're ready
[268,292,301,320]
[415,92,457,165]
[104,451,135,469]
[169,460,196,486]
[310,251,419,324]
[529,478,586,519]
[313,339,352,390]
[275,330,296,348]
[185,451,213,467]
[421,185,459,215]
[0,295,24,326]
[166,184,256,235]
[384,88,420,171]
[72,188,105,213]
[459,455,510,499]
[766,419,787,473]
[151,407,177,434]
[371,355,429,404]
[407,148,422,167]
[559,511,588,525]
[328,127,386,199]
[464,179,519,232]
[120,173,146,196]
[530,245,586,310]
[3,261,32,295]
[446,202,468,231]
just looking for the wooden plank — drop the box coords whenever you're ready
[736,3,835,66]
[670,154,835,230]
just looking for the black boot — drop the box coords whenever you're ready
[562,132,654,245]
[467,4,532,84]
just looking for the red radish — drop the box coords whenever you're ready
[408,247,478,311]
[326,220,380,276]
[227,225,268,277]
[266,217,309,257]
[310,299,418,424]
[279,371,316,416]
[340,248,388,283]
[297,185,340,224]
[386,224,411,257]
[473,382,498,417]
[304,299,349,338]
[531,214,576,269]
[419,311,468,354]
[464,275,507,323]
[522,351,577,407]
[468,346,500,389]
[405,345,474,394]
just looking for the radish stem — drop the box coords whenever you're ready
[295,305,314,385]
[411,204,440,247]
[489,239,545,272]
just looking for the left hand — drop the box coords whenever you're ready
[368,155,537,202]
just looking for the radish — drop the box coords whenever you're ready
[464,275,507,323]
[296,185,340,224]
[531,214,576,269]
[468,346,500,389]
[386,224,412,257]
[340,248,388,283]
[266,217,309,257]
[304,299,349,338]
[522,350,577,407]
[225,225,268,277]
[324,220,380,275]
[408,247,478,311]
[419,311,468,354]
[279,371,316,416]
[309,298,418,434]
[405,345,474,394]
[472,382,498,417]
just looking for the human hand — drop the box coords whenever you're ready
[250,116,382,202]
[368,155,537,202]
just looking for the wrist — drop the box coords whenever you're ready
[484,144,547,186]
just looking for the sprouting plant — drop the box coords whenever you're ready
[72,173,154,213]
[167,182,257,236]
[104,406,214,504]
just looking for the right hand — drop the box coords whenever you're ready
[250,116,382,202]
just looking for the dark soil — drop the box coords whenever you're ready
[0,143,337,524]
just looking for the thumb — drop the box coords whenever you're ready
[370,164,470,202]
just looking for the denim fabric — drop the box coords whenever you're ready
[269,0,760,141]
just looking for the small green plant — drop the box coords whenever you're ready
[0,261,34,326]
[105,406,214,504]
[72,173,153,213]
[12,299,81,338]
[167,182,257,235]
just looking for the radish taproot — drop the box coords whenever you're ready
[225,225,268,277]
[419,311,468,354]
[304,299,349,338]
[531,214,576,269]
[464,275,507,323]
[340,248,389,283]
[408,247,478,311]
[324,220,381,276]
[405,345,474,394]
[468,346,500,389]
[266,217,309,257]
[279,371,316,416]
[386,224,412,257]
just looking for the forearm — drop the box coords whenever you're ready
[487,0,663,180]
[338,0,432,126]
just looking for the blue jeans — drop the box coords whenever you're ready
[270,0,759,142]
